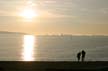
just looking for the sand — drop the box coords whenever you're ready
[0,61,108,71]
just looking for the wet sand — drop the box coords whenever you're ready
[0,61,108,71]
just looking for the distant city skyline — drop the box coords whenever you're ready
[0,0,108,35]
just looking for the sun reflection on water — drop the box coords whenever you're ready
[22,35,35,61]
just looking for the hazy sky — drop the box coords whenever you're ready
[0,0,108,35]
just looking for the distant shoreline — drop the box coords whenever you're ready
[1,31,108,36]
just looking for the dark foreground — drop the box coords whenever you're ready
[0,61,108,71]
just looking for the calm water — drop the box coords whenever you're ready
[0,33,108,61]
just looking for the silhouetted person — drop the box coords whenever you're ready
[81,50,86,62]
[77,52,81,62]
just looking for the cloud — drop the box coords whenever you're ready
[100,8,108,14]
[0,10,14,16]
[38,10,77,18]
[0,9,19,17]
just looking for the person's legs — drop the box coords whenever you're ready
[78,58,80,62]
[82,57,84,62]
[78,57,80,62]
[82,56,85,62]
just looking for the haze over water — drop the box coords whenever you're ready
[0,33,108,61]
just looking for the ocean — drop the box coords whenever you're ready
[0,33,108,61]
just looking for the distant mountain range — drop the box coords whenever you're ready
[0,31,27,35]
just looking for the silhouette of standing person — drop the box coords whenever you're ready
[81,50,86,62]
[77,52,81,62]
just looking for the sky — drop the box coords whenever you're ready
[0,0,108,35]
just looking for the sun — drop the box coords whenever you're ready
[20,8,37,20]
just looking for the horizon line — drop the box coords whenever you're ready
[0,31,108,36]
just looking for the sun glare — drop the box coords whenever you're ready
[22,35,35,61]
[20,8,37,20]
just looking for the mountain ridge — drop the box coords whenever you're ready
[0,31,27,35]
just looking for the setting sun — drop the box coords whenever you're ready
[20,8,38,20]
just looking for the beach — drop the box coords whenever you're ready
[0,61,108,71]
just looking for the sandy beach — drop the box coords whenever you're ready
[0,61,108,71]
